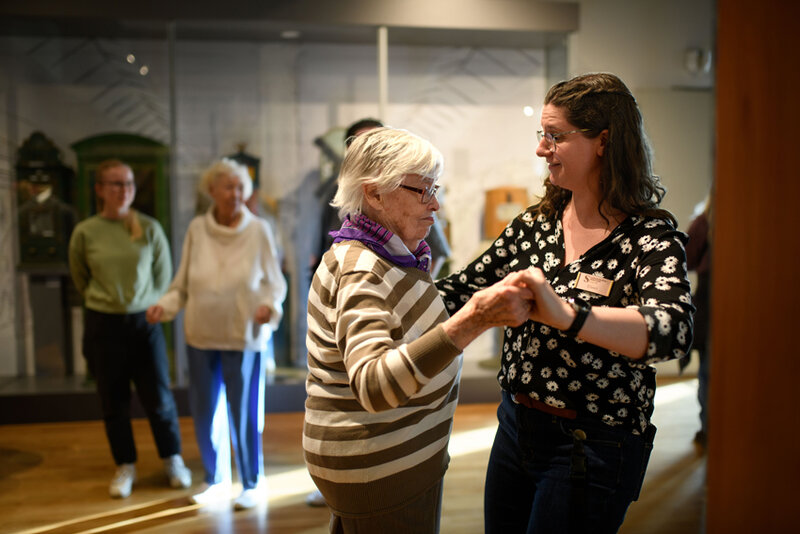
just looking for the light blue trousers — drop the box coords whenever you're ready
[186,346,266,490]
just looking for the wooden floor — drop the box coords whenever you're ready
[0,377,705,533]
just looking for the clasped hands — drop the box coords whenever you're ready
[468,267,570,330]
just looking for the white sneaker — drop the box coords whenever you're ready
[109,464,136,499]
[163,455,191,489]
[305,489,326,507]
[190,482,232,505]
[233,487,264,510]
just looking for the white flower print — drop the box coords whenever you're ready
[547,234,558,244]
[495,237,505,247]
[655,310,671,335]
[592,358,603,370]
[556,367,569,378]
[617,408,628,418]
[521,372,531,384]
[522,361,533,372]
[541,221,551,231]
[459,294,470,303]
[568,380,581,391]
[509,244,518,255]
[555,285,568,294]
[620,238,632,254]
[541,367,552,378]
[587,403,599,413]
[481,254,492,264]
[545,396,566,409]
[475,263,485,273]
[656,240,671,252]
[547,338,558,350]
[496,248,508,258]
[596,378,610,389]
[591,259,603,270]
[640,265,652,278]
[507,364,517,379]
[587,373,599,381]
[459,273,468,283]
[538,240,547,250]
[505,227,514,237]
[609,363,627,378]
[546,381,558,392]
[521,241,531,251]
[677,324,687,345]
[569,263,581,274]
[613,388,630,402]
[530,255,539,265]
[475,277,487,285]
[623,283,633,295]
[540,325,552,335]
[654,277,674,291]
[560,350,577,367]
[607,259,618,270]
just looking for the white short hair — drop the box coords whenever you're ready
[332,127,444,219]
[199,158,253,200]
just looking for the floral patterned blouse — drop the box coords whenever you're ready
[437,206,695,434]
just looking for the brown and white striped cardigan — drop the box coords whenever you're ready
[303,240,463,517]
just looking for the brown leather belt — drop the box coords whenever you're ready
[514,393,577,419]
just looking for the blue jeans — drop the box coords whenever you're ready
[484,391,655,534]
[187,346,266,489]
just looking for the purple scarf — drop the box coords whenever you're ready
[330,213,432,273]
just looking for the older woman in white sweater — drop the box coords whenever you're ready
[147,158,286,510]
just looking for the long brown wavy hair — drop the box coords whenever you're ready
[535,73,676,226]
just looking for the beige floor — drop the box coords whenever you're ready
[0,376,705,533]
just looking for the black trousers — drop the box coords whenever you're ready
[83,309,182,465]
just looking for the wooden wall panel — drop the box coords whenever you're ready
[707,1,800,531]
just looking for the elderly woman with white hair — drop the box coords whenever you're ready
[304,127,535,533]
[147,158,286,510]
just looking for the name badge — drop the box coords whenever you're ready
[574,272,613,297]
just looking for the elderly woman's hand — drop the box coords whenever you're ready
[254,305,272,325]
[146,305,163,324]
[441,277,534,350]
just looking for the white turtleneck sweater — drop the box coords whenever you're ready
[157,208,287,352]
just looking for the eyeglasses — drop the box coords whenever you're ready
[536,128,591,151]
[398,183,440,203]
[102,180,136,189]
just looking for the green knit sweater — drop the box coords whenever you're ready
[68,213,172,314]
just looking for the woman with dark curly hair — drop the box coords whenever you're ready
[437,73,695,534]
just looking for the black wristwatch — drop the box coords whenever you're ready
[565,297,591,337]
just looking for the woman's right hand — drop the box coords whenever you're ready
[146,305,163,324]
